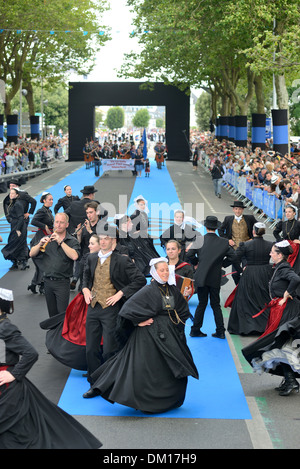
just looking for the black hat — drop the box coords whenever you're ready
[230,200,246,208]
[96,222,118,239]
[9,178,21,187]
[80,185,98,194]
[203,216,221,230]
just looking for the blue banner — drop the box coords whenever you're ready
[245,180,253,201]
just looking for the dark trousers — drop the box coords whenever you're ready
[44,278,70,317]
[94,160,100,176]
[86,302,120,383]
[191,285,225,334]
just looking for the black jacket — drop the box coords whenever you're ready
[3,190,36,221]
[82,250,146,303]
[31,206,54,231]
[54,195,80,214]
[65,197,108,234]
[218,214,257,241]
[194,233,241,288]
[235,237,273,265]
[269,261,300,299]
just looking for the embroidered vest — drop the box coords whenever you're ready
[91,257,117,308]
[232,218,250,249]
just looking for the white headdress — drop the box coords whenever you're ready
[149,258,176,285]
[134,195,149,213]
[0,288,14,301]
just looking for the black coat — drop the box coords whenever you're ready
[31,206,54,232]
[82,250,147,302]
[3,190,36,222]
[269,260,300,299]
[54,195,80,214]
[273,219,300,242]
[65,197,108,234]
[218,214,257,241]
[235,237,273,265]
[0,317,101,449]
[1,199,29,262]
[194,232,241,288]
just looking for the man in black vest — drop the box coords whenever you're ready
[190,216,241,339]
[218,200,256,284]
[82,224,146,397]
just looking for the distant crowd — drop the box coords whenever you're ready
[191,132,300,216]
[0,135,69,174]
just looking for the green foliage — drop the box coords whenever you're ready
[0,0,110,114]
[105,107,125,130]
[132,108,150,128]
[119,0,300,113]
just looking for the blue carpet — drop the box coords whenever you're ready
[57,160,252,420]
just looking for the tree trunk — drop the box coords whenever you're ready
[24,81,35,115]
[254,74,265,113]
[275,74,289,109]
[274,19,289,110]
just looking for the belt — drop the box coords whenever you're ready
[45,276,66,281]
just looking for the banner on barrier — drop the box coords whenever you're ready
[102,159,135,171]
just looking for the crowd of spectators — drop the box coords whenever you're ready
[191,132,300,218]
[0,135,68,174]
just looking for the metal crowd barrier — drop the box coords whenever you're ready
[222,169,285,229]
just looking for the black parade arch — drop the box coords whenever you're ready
[68,82,190,161]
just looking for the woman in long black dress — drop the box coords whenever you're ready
[87,258,199,413]
[273,204,300,273]
[0,288,101,449]
[39,234,102,371]
[242,241,300,396]
[1,188,29,270]
[226,223,273,335]
[28,192,54,294]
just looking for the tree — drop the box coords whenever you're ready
[0,0,110,115]
[156,117,164,128]
[132,108,150,128]
[195,92,218,131]
[119,0,299,116]
[105,107,125,130]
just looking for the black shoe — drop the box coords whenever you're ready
[83,388,100,399]
[212,332,226,339]
[70,278,77,290]
[9,262,18,270]
[275,378,286,392]
[20,261,29,270]
[279,372,299,396]
[39,283,45,294]
[190,330,207,337]
[27,284,37,294]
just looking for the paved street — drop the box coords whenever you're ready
[1,154,300,452]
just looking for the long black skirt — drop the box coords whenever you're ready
[242,298,300,378]
[91,315,198,414]
[0,377,101,449]
[227,264,273,335]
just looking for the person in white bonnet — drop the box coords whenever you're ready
[86,257,198,413]
[0,288,102,449]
